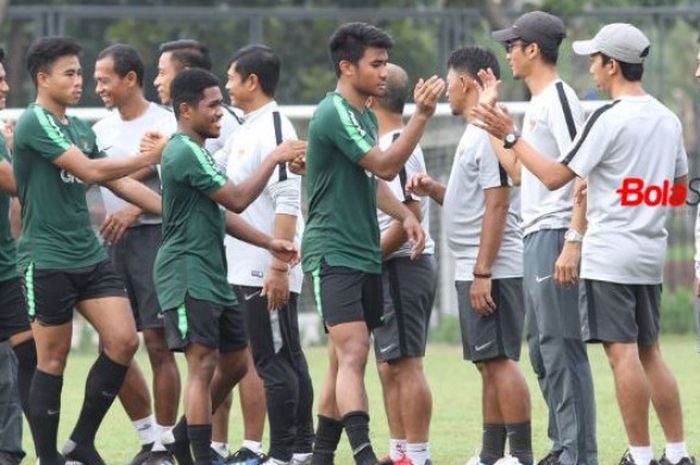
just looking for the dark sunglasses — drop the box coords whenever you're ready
[505,39,529,53]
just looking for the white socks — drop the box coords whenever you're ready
[242,440,263,454]
[211,441,229,458]
[629,446,654,465]
[133,415,157,446]
[407,442,430,465]
[665,442,690,464]
[390,438,407,461]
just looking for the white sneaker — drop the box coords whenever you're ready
[465,455,487,465]
[260,458,288,465]
[494,455,526,465]
[290,453,312,465]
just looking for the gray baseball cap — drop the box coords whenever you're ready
[492,11,566,50]
[572,23,650,64]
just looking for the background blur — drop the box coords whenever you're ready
[2,0,699,344]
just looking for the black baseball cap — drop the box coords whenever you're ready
[492,11,566,50]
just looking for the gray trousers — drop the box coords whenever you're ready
[524,229,597,465]
[0,341,24,459]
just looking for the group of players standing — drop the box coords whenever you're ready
[0,9,698,465]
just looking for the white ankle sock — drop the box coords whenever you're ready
[390,438,407,460]
[407,442,430,465]
[211,441,229,458]
[242,440,263,454]
[665,442,689,464]
[629,446,654,465]
[133,415,157,446]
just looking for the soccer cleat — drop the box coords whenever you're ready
[537,452,562,465]
[659,457,696,465]
[62,440,107,465]
[225,448,266,465]
[126,444,155,465]
[289,454,312,465]
[143,451,176,465]
[617,451,660,465]
[161,429,193,465]
[494,455,526,465]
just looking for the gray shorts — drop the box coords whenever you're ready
[456,278,524,363]
[580,279,661,346]
[108,224,163,330]
[373,255,437,362]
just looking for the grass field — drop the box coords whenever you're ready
[21,335,700,465]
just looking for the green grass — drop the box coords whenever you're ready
[22,335,700,465]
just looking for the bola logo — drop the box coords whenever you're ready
[615,177,700,207]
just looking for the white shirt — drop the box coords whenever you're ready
[561,94,689,284]
[376,130,435,260]
[214,101,303,293]
[443,125,523,281]
[521,79,585,235]
[93,102,173,226]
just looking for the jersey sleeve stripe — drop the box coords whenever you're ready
[32,106,71,151]
[555,82,577,141]
[183,138,227,186]
[332,95,372,154]
[561,100,620,166]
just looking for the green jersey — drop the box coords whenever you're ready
[301,92,381,274]
[13,103,107,270]
[154,133,237,310]
[0,133,18,282]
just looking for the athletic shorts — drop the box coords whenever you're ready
[456,278,525,363]
[108,224,163,331]
[0,277,29,341]
[373,255,436,362]
[163,293,247,353]
[23,259,127,326]
[233,285,304,367]
[580,279,661,346]
[308,259,383,330]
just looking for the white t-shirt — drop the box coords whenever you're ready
[214,101,303,293]
[93,102,173,225]
[375,130,435,260]
[521,79,584,235]
[560,94,689,284]
[443,125,523,281]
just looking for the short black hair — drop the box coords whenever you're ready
[378,64,408,114]
[159,39,212,71]
[329,22,394,77]
[600,52,645,81]
[230,44,280,97]
[447,46,501,83]
[171,68,219,119]
[536,43,559,66]
[97,43,145,87]
[26,36,82,87]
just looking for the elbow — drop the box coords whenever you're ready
[544,176,567,191]
[375,168,397,181]
[81,170,103,185]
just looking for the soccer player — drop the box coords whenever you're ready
[154,67,303,465]
[154,39,266,461]
[0,45,37,465]
[216,44,315,465]
[474,22,695,465]
[14,36,164,465]
[93,43,179,465]
[480,11,598,465]
[407,46,532,465]
[366,63,436,465]
[302,22,443,465]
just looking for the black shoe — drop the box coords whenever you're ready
[0,452,23,465]
[62,441,107,465]
[537,452,562,465]
[618,451,660,465]
[224,448,266,465]
[126,444,154,465]
[659,457,697,465]
[143,452,176,465]
[162,438,193,465]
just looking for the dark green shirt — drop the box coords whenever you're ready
[13,103,107,270]
[0,133,18,282]
[301,92,381,274]
[155,133,237,310]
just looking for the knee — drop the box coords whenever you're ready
[144,331,174,366]
[638,343,660,367]
[336,340,369,370]
[604,343,639,371]
[104,330,139,361]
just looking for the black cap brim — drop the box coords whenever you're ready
[492,27,519,43]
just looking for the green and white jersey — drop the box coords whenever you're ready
[154,133,237,310]
[301,92,380,274]
[13,103,108,270]
[0,132,18,282]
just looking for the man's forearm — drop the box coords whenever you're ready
[271,213,296,269]
[570,178,587,233]
[379,113,430,176]
[225,212,272,249]
[231,156,279,211]
[104,177,160,216]
[474,201,509,274]
[512,139,574,190]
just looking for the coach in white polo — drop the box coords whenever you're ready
[474,22,694,465]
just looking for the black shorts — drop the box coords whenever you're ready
[23,260,127,326]
[163,293,247,353]
[456,278,525,363]
[108,224,163,331]
[373,255,436,362]
[308,259,383,331]
[580,279,661,346]
[0,277,30,341]
[233,285,304,367]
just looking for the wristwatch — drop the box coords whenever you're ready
[503,130,521,149]
[564,229,584,242]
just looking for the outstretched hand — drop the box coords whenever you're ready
[414,75,446,118]
[268,239,299,267]
[470,103,515,140]
[140,131,167,164]
[476,68,501,107]
[405,172,436,197]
